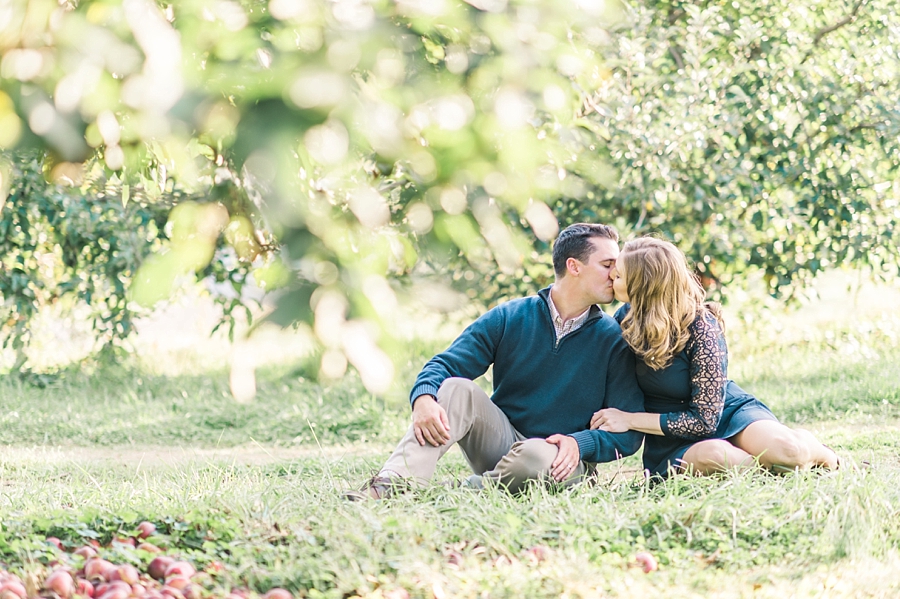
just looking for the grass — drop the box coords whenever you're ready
[0,282,899,597]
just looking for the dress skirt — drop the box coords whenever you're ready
[642,381,779,477]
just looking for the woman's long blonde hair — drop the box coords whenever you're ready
[618,237,722,370]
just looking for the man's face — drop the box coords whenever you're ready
[575,237,619,304]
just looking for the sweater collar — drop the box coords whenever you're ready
[538,286,604,322]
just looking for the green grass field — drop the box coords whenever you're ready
[1,278,899,598]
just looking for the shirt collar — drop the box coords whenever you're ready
[547,285,591,327]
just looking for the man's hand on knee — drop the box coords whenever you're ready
[412,394,451,446]
[547,434,581,482]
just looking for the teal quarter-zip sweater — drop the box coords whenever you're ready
[410,287,645,463]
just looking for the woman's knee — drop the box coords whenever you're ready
[685,440,749,473]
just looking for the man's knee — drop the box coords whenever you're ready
[501,439,557,481]
[437,378,484,411]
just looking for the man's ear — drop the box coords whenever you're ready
[566,256,581,277]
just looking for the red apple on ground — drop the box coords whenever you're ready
[75,577,94,598]
[74,545,98,560]
[164,562,196,580]
[111,565,140,586]
[84,559,115,581]
[46,537,63,550]
[182,584,203,599]
[45,569,74,599]
[137,522,157,539]
[148,557,175,580]
[0,580,26,599]
[164,577,190,591]
[635,551,658,573]
[160,586,186,599]
[97,586,130,599]
[263,589,292,599]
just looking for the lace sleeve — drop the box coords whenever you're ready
[660,311,728,440]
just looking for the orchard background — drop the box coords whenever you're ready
[1,0,899,597]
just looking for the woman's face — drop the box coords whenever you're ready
[612,256,629,303]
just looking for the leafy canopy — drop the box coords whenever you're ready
[1,0,898,389]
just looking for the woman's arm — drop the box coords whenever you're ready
[593,310,728,440]
[591,409,663,435]
[659,311,728,439]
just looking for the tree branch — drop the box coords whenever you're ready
[801,0,867,63]
[669,45,685,70]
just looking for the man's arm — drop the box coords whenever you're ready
[409,309,503,405]
[569,337,645,462]
[408,309,504,446]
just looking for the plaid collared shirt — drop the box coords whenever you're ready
[547,288,591,341]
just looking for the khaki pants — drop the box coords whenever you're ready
[379,378,592,493]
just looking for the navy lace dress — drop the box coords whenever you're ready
[614,304,778,477]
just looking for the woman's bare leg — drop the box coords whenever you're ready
[680,439,755,475]
[730,420,838,472]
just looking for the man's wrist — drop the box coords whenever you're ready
[412,394,436,409]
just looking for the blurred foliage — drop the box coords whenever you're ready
[0,0,898,389]
[0,151,272,373]
[0,151,169,371]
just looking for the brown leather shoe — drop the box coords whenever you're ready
[341,476,403,501]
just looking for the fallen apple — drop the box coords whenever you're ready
[96,586,129,599]
[164,576,190,591]
[161,585,186,599]
[635,551,658,573]
[46,537,63,550]
[44,569,74,599]
[83,558,115,582]
[148,557,175,581]
[110,565,140,586]
[0,580,26,599]
[75,577,94,598]
[182,584,203,599]
[137,522,157,540]
[74,546,99,560]
[164,562,196,580]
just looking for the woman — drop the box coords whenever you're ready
[591,237,838,477]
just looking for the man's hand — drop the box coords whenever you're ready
[412,394,451,447]
[546,434,581,482]
[590,408,631,433]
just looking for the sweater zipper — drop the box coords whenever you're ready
[539,291,602,351]
[553,314,601,350]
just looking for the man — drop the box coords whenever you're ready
[346,223,644,499]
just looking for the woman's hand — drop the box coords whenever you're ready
[590,408,632,433]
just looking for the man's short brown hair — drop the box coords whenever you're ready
[552,223,619,277]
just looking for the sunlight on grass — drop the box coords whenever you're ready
[0,269,898,597]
